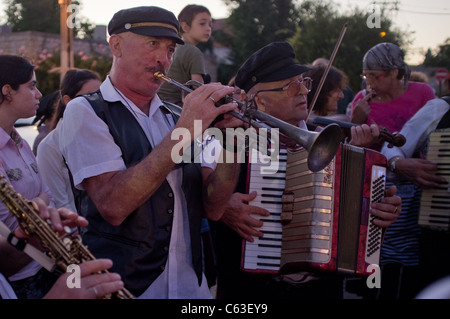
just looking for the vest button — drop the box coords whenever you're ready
[163,246,169,252]
[165,226,171,232]
[167,209,173,214]
[160,265,165,271]
[168,192,174,198]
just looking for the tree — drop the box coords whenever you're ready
[5,0,60,33]
[3,0,94,38]
[423,38,450,70]
[218,0,300,83]
[289,0,411,91]
[34,50,112,96]
[218,0,411,91]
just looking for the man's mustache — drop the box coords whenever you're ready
[146,66,166,76]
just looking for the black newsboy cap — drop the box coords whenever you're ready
[235,41,310,92]
[108,6,184,44]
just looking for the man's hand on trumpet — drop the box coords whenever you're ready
[176,83,239,136]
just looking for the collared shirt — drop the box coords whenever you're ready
[59,77,211,299]
[0,127,52,281]
[201,120,308,170]
[0,271,17,299]
[37,120,76,212]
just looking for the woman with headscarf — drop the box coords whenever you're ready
[351,43,436,299]
[351,42,435,151]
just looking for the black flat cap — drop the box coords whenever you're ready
[235,42,310,92]
[108,6,184,44]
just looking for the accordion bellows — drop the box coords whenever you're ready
[241,144,387,276]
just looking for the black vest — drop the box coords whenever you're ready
[78,91,204,297]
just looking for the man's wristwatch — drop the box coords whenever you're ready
[388,156,402,173]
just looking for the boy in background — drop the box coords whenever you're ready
[158,4,212,106]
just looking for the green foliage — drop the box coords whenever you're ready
[3,0,95,38]
[218,0,412,92]
[2,0,107,96]
[32,48,111,97]
[424,38,450,70]
[5,0,60,33]
[74,51,111,82]
[290,1,410,91]
[219,0,300,83]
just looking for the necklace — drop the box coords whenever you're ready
[112,83,175,132]
[112,85,141,120]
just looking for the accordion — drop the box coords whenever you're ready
[419,129,450,231]
[241,144,387,276]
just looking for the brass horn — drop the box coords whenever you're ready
[154,72,341,172]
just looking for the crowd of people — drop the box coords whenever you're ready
[0,4,448,300]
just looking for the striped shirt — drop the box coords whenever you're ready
[381,179,422,266]
[380,98,450,266]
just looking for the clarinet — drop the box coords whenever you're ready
[0,174,134,299]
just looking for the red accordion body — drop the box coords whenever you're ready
[241,144,387,276]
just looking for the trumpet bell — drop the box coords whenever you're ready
[306,124,342,172]
[154,71,342,173]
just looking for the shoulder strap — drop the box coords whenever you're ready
[436,95,450,129]
[441,95,450,105]
[160,101,182,123]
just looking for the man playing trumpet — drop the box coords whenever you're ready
[59,6,239,299]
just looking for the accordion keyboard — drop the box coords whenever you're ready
[241,145,386,275]
[419,129,450,230]
[242,148,287,272]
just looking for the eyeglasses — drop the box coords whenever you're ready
[254,77,313,97]
[360,71,386,81]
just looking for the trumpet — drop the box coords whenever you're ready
[154,72,341,172]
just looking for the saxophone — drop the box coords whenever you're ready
[0,174,134,299]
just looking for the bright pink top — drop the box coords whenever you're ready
[352,81,436,135]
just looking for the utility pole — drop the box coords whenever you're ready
[59,0,74,81]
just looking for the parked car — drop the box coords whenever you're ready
[14,116,39,149]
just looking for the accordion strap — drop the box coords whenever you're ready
[436,95,450,129]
